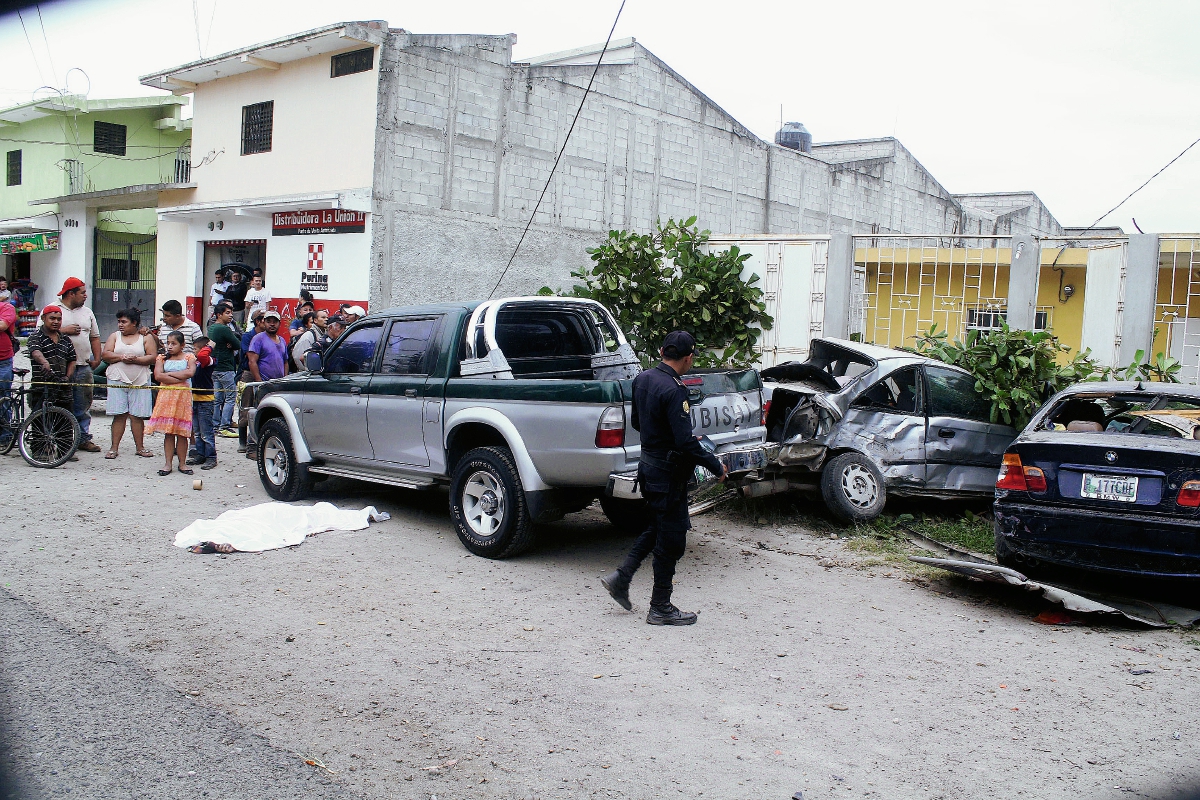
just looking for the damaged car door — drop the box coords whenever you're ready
[923,364,1016,493]
[843,365,927,486]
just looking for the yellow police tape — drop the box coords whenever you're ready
[15,378,244,394]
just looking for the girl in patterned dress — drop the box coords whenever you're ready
[147,331,196,476]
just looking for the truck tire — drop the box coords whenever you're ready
[257,418,310,502]
[600,496,650,533]
[450,446,535,559]
[820,452,886,523]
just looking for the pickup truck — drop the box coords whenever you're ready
[246,297,768,558]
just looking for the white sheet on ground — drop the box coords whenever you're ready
[174,502,391,552]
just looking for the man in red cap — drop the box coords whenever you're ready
[28,305,76,419]
[57,277,102,452]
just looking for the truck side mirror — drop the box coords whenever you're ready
[305,350,323,373]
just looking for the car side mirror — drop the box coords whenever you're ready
[305,350,323,373]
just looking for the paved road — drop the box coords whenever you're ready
[2,413,1200,799]
[0,591,357,800]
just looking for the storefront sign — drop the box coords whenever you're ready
[299,271,329,293]
[0,231,60,254]
[272,209,365,236]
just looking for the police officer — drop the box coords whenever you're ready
[601,331,727,625]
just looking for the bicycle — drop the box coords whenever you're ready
[0,367,81,467]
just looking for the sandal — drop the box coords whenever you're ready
[158,469,173,476]
[187,541,236,555]
[179,468,194,476]
[136,450,155,458]
[104,451,119,459]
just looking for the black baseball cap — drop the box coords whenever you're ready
[661,330,696,359]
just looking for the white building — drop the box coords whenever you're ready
[143,22,385,322]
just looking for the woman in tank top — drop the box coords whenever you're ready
[100,308,158,458]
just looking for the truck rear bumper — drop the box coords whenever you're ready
[605,442,773,499]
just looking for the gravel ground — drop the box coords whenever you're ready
[2,411,1199,799]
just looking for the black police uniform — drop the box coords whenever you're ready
[612,360,723,614]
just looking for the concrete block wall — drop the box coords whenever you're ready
[369,32,1067,308]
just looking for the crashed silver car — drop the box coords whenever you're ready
[758,339,1017,521]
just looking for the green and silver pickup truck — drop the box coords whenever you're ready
[246,297,768,558]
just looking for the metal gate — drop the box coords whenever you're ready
[1155,237,1200,385]
[855,235,1013,349]
[93,229,157,338]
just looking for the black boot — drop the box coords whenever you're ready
[600,571,632,611]
[646,604,697,626]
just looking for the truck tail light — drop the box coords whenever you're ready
[1023,466,1048,493]
[996,452,1028,491]
[1178,481,1200,508]
[761,399,770,427]
[595,406,625,448]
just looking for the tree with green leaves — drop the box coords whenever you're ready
[549,218,773,368]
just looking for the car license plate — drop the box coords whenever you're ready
[1081,473,1138,502]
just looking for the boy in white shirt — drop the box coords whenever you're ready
[244,274,272,322]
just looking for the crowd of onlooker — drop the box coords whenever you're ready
[0,270,364,476]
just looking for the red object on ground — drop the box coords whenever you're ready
[1033,610,1079,625]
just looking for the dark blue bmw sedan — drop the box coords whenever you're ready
[994,381,1200,587]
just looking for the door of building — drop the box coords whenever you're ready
[93,229,157,339]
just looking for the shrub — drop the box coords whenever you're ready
[551,218,773,368]
[911,324,1183,430]
[911,323,1097,430]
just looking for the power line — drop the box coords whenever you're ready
[35,4,58,88]
[15,10,47,87]
[0,136,182,150]
[1084,132,1200,232]
[204,0,219,59]
[487,0,627,300]
[192,0,204,59]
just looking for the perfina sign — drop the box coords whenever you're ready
[0,231,60,254]
[271,209,365,236]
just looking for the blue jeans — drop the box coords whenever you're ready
[213,370,236,429]
[193,401,216,460]
[71,367,94,441]
[0,357,12,398]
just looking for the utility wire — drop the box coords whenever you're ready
[35,4,58,88]
[1083,132,1200,232]
[487,0,627,299]
[16,10,47,86]
[192,0,205,59]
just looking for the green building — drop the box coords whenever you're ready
[1,94,191,334]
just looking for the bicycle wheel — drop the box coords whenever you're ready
[19,406,80,468]
[0,397,16,455]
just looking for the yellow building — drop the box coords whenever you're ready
[854,234,1200,382]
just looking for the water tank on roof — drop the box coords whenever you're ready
[775,121,812,153]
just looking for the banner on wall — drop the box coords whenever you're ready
[272,209,365,236]
[0,231,59,254]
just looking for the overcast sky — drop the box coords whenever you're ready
[2,0,1198,231]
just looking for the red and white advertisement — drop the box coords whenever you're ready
[272,208,366,236]
[307,243,324,270]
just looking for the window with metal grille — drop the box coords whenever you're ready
[241,101,274,155]
[967,309,1050,332]
[967,309,1006,331]
[5,149,20,186]
[94,121,127,156]
[331,47,374,78]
